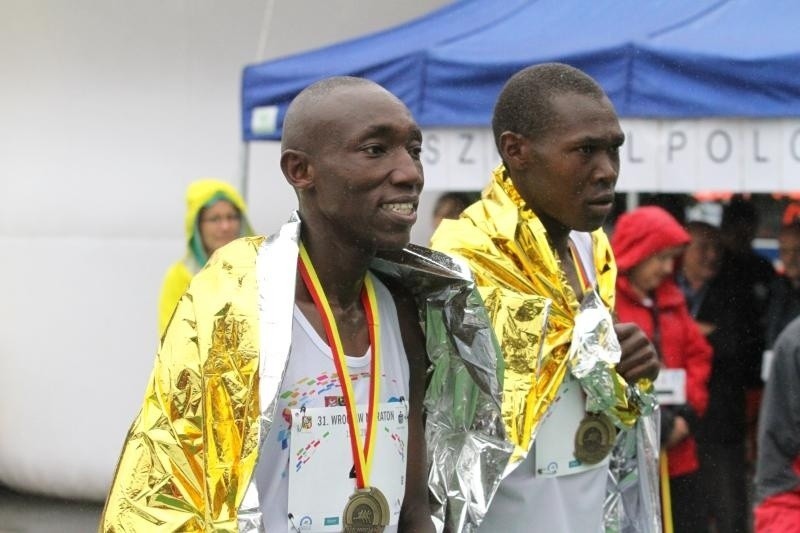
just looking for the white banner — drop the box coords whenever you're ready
[421,119,800,192]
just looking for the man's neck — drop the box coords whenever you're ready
[533,208,572,258]
[294,225,376,357]
[297,229,373,308]
[531,209,586,298]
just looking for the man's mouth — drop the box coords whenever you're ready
[381,202,416,215]
[587,194,615,206]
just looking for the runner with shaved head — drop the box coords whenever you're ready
[101,77,506,533]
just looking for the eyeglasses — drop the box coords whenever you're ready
[200,213,241,225]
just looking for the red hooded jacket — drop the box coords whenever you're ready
[612,206,712,477]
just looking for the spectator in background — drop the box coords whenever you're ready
[719,196,773,499]
[720,195,776,321]
[765,220,800,350]
[431,191,476,229]
[754,315,800,533]
[612,206,712,532]
[782,201,800,227]
[158,179,253,335]
[679,202,763,533]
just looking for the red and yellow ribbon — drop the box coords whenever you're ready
[569,241,593,293]
[297,243,381,488]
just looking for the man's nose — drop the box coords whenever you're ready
[592,151,619,184]
[390,150,424,190]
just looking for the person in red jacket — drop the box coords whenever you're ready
[612,206,713,532]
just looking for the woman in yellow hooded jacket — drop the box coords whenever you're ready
[158,179,253,334]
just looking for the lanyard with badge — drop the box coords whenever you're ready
[297,244,390,532]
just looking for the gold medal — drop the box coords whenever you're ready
[574,412,615,465]
[342,486,390,533]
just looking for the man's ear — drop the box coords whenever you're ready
[498,131,530,172]
[281,149,314,190]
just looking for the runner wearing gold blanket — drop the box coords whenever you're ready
[431,63,661,533]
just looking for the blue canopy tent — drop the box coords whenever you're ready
[241,0,800,192]
[243,0,800,140]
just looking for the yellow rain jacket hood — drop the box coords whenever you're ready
[158,179,252,334]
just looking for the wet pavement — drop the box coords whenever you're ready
[0,485,103,533]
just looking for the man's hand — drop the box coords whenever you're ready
[695,320,717,336]
[614,322,660,383]
[665,415,690,448]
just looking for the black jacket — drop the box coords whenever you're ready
[681,269,764,444]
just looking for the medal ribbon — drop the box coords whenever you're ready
[569,241,592,292]
[297,243,381,489]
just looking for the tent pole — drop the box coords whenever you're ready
[626,191,640,212]
[239,141,250,201]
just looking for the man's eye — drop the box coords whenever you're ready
[363,145,385,156]
[578,145,595,155]
[409,145,423,159]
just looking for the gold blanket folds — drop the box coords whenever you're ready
[103,236,265,532]
[101,214,510,532]
[430,166,640,462]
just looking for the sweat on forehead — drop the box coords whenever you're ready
[281,77,395,152]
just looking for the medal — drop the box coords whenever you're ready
[298,245,389,528]
[342,486,390,533]
[573,412,615,465]
[570,242,616,466]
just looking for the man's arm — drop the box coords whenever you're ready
[391,284,436,533]
[760,328,800,473]
[614,322,660,383]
